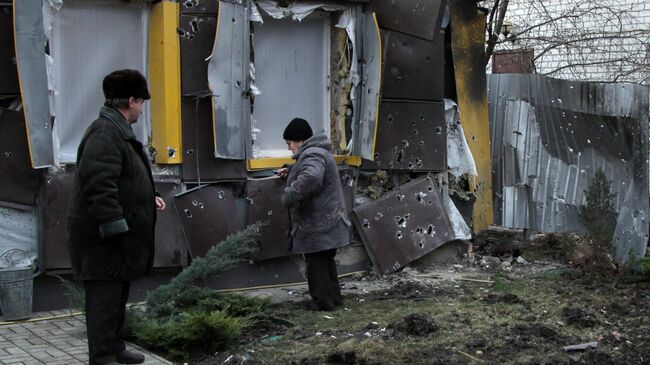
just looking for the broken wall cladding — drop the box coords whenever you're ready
[180,0,218,15]
[38,168,190,270]
[176,169,356,262]
[0,6,19,95]
[369,0,446,42]
[179,8,248,182]
[487,74,649,233]
[362,100,446,171]
[0,108,42,208]
[380,29,445,102]
[352,175,454,275]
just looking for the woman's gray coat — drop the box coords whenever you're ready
[281,133,350,254]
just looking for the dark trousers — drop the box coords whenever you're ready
[84,280,130,364]
[304,249,343,310]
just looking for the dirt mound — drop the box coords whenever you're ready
[388,313,438,336]
[379,280,435,300]
[562,307,598,328]
[483,293,523,304]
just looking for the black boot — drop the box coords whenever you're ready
[116,350,145,364]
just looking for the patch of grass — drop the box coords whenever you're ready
[191,268,650,365]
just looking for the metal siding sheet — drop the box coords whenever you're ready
[39,169,74,270]
[201,244,370,290]
[355,13,382,159]
[488,74,649,261]
[0,7,19,94]
[208,2,249,159]
[369,0,446,41]
[13,0,53,168]
[180,97,248,182]
[153,181,188,267]
[245,177,291,261]
[174,183,247,258]
[362,101,446,171]
[351,176,454,275]
[180,15,216,95]
[380,30,444,101]
[180,0,219,15]
[0,108,41,208]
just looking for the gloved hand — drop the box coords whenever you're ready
[105,234,130,278]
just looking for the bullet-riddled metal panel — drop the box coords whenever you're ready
[362,101,446,171]
[0,108,41,208]
[369,0,446,41]
[351,176,454,275]
[245,177,291,261]
[381,30,444,101]
[181,97,248,182]
[353,13,382,160]
[180,15,216,95]
[201,244,370,290]
[39,168,74,270]
[175,184,247,258]
[153,181,188,267]
[14,0,53,168]
[246,168,355,261]
[180,0,219,15]
[208,1,250,159]
[0,7,19,95]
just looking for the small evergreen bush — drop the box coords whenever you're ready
[577,169,617,274]
[127,223,269,360]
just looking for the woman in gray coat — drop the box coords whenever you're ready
[277,118,350,311]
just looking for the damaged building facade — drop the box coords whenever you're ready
[1,0,494,315]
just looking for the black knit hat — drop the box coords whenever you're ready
[283,118,313,141]
[102,69,150,100]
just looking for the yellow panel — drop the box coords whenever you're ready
[247,155,362,170]
[148,1,182,164]
[450,2,494,233]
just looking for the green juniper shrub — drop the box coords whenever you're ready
[126,224,267,360]
[577,169,617,274]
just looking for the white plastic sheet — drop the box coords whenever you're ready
[446,99,478,177]
[0,208,37,269]
[50,1,151,164]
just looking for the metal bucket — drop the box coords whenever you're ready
[0,268,33,321]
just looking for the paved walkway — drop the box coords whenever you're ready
[0,310,172,365]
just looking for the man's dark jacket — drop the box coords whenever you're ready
[67,106,156,281]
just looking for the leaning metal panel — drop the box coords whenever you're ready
[353,12,382,160]
[351,176,454,275]
[174,183,247,258]
[180,97,248,182]
[153,181,188,267]
[39,168,74,270]
[180,15,217,95]
[0,108,42,208]
[0,7,19,95]
[201,244,370,290]
[369,0,446,41]
[245,177,291,261]
[362,101,446,171]
[14,0,53,167]
[381,30,444,101]
[208,1,250,159]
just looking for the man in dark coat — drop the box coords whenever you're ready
[67,69,165,365]
[277,118,350,311]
